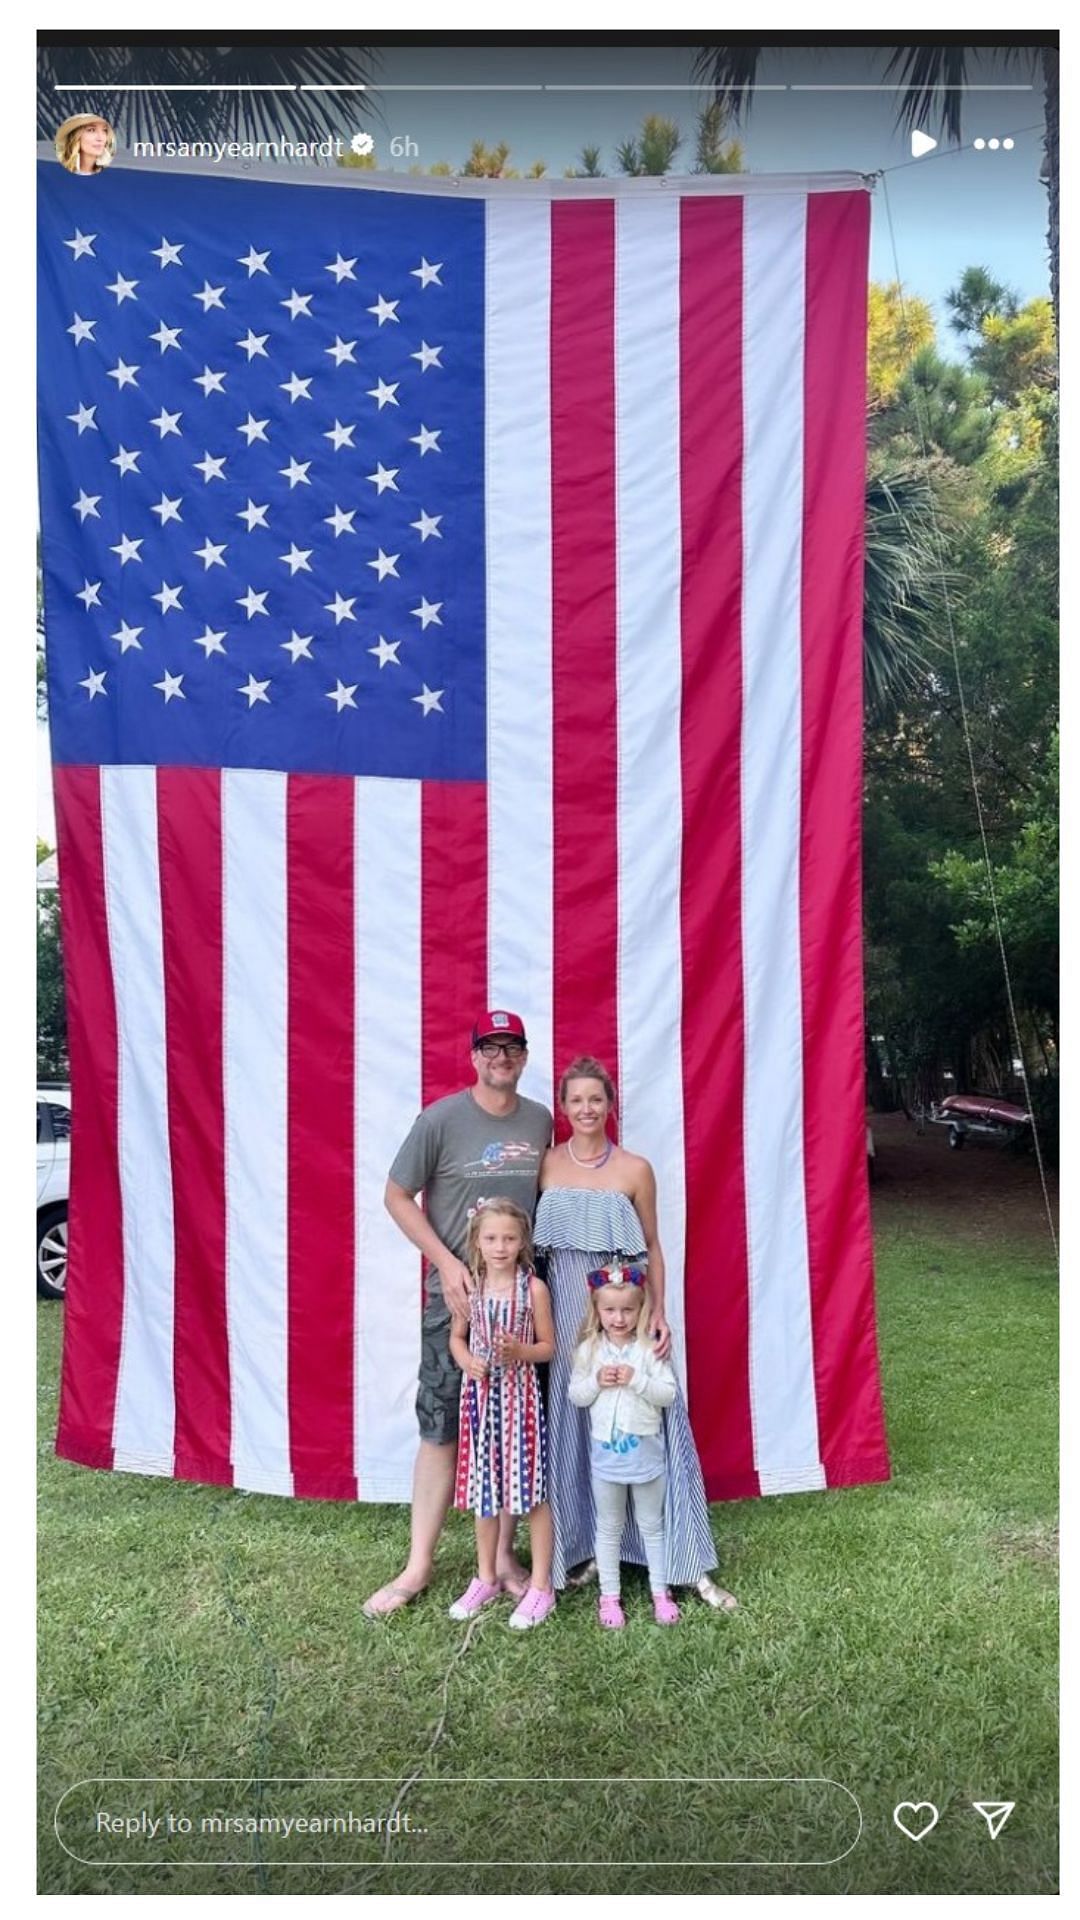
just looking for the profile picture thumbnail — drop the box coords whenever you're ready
[54,113,116,175]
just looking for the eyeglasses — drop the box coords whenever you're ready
[477,1040,526,1060]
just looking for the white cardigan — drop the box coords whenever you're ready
[568,1336,676,1443]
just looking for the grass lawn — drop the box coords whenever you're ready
[38,1139,1058,1895]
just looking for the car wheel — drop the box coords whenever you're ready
[947,1126,965,1151]
[37,1205,68,1300]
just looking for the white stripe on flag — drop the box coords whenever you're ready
[614,197,688,1391]
[353,777,423,1501]
[485,198,554,1104]
[103,766,176,1474]
[742,194,824,1489]
[223,770,292,1496]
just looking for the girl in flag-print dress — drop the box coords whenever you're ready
[448,1200,556,1629]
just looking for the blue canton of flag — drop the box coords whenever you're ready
[38,163,486,779]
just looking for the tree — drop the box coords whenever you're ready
[692,102,743,174]
[615,115,682,177]
[37,43,375,149]
[867,282,936,409]
[460,140,545,179]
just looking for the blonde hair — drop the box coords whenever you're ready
[575,1281,653,1356]
[466,1199,534,1284]
[558,1054,617,1109]
[58,117,115,174]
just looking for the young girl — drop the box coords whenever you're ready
[568,1266,680,1628]
[449,1200,557,1629]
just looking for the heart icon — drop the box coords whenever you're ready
[893,1801,940,1842]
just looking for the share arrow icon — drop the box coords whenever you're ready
[973,1802,1015,1839]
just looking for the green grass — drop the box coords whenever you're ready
[39,1218,1057,1895]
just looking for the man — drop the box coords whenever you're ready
[362,1011,553,1616]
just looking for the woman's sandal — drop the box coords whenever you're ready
[695,1575,739,1613]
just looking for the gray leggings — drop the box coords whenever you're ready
[593,1473,668,1596]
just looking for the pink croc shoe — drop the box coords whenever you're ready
[448,1577,502,1621]
[652,1589,681,1626]
[598,1596,626,1630]
[508,1586,557,1630]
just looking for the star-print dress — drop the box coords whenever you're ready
[534,1186,718,1588]
[454,1266,548,1518]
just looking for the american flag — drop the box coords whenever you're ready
[40,157,888,1502]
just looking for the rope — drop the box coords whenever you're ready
[878,169,1058,1260]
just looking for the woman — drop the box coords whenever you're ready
[534,1055,737,1610]
[54,114,115,175]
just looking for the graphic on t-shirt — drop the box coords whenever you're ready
[602,1426,640,1456]
[469,1140,539,1171]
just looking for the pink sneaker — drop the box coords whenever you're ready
[598,1596,626,1630]
[508,1586,557,1630]
[652,1589,681,1625]
[448,1577,502,1621]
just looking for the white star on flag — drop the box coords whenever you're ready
[411,257,443,287]
[367,294,399,326]
[327,680,358,711]
[325,254,357,283]
[324,505,355,537]
[281,289,314,320]
[369,636,400,668]
[194,368,227,397]
[150,407,183,437]
[237,330,269,361]
[237,587,269,619]
[194,452,227,483]
[153,670,185,701]
[195,539,228,570]
[193,626,227,657]
[111,447,140,475]
[152,582,184,614]
[368,549,400,581]
[367,379,399,410]
[325,420,356,451]
[239,675,271,707]
[282,632,314,662]
[73,491,101,522]
[326,337,357,366]
[79,668,108,700]
[237,246,270,276]
[279,544,313,575]
[325,593,356,625]
[152,237,184,269]
[151,493,183,525]
[106,358,140,388]
[280,372,313,404]
[410,424,441,455]
[76,580,101,610]
[111,621,143,653]
[411,341,443,370]
[238,414,270,445]
[237,500,270,532]
[67,403,97,434]
[64,229,97,260]
[411,510,442,541]
[367,464,399,494]
[280,457,312,489]
[105,272,138,303]
[110,534,142,564]
[67,314,96,345]
[412,684,445,715]
[194,281,225,311]
[150,321,182,353]
[412,597,442,628]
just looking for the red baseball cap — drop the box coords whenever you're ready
[471,1010,527,1047]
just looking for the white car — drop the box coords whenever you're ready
[37,1088,70,1300]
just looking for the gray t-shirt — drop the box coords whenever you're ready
[388,1090,553,1296]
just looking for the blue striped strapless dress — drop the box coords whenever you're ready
[533,1186,718,1589]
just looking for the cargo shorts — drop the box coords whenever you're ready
[415,1293,461,1446]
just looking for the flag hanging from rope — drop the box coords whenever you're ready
[39,157,889,1502]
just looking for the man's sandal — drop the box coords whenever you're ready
[362,1582,428,1619]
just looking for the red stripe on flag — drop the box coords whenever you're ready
[550,201,619,1131]
[287,776,357,1499]
[53,767,124,1471]
[679,198,759,1501]
[801,192,889,1486]
[420,782,488,1107]
[157,768,231,1486]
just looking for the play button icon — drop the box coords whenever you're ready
[911,130,938,158]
